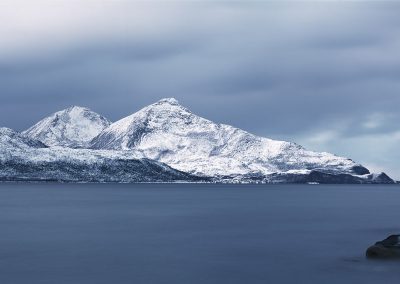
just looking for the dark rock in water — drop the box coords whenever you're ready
[366,235,400,259]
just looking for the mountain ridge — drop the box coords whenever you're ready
[1,98,395,184]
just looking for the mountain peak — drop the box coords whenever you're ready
[90,98,191,149]
[156,98,180,105]
[66,105,90,112]
[146,97,188,115]
[23,106,111,148]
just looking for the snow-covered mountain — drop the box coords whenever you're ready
[0,99,394,183]
[0,127,200,182]
[90,98,393,183]
[23,106,111,148]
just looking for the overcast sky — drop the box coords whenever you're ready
[0,1,399,179]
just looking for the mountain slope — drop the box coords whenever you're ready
[0,127,201,182]
[23,106,111,148]
[90,98,389,183]
[0,127,47,149]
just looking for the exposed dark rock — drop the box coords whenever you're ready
[214,170,394,184]
[0,159,206,183]
[366,235,400,259]
[350,165,370,175]
[265,170,394,184]
[307,171,363,184]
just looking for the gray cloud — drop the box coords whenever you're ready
[0,1,399,178]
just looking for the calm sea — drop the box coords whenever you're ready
[0,183,399,284]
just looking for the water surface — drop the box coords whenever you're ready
[0,183,399,284]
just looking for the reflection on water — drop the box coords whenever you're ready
[0,183,399,284]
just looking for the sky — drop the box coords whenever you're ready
[0,0,399,179]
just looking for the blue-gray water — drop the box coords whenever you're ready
[1,183,399,284]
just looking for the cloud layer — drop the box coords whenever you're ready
[0,1,399,178]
